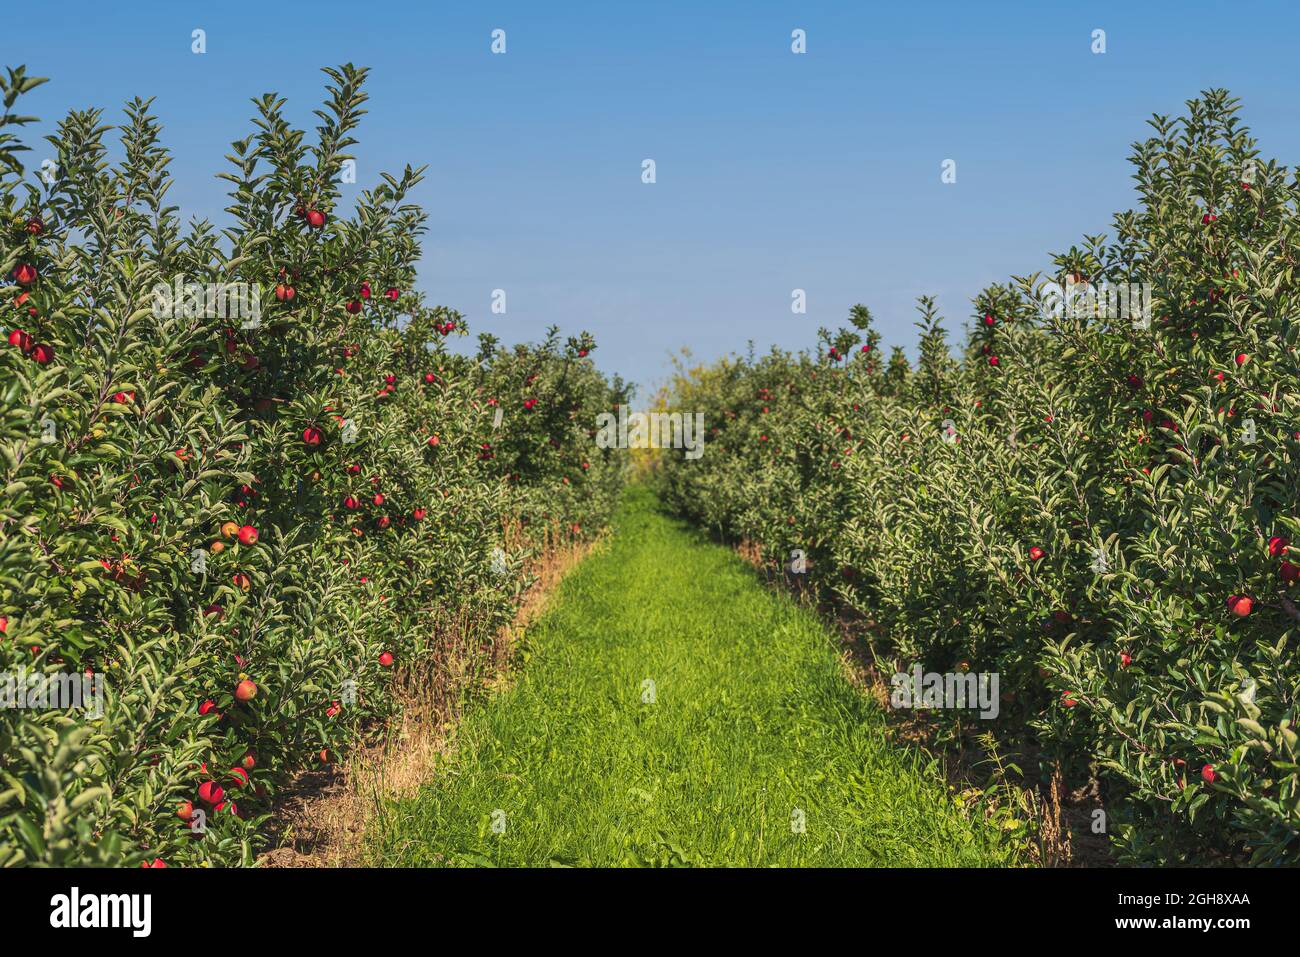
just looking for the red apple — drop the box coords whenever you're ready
[306,209,325,228]
[378,651,394,667]
[237,524,258,545]
[234,679,258,701]
[302,426,322,447]
[1227,595,1253,617]
[197,781,224,805]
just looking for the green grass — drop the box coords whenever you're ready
[365,485,1023,867]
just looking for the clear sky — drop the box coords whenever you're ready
[5,1,1300,395]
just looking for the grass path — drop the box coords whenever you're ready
[366,486,1021,867]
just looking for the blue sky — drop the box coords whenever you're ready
[5,1,1300,395]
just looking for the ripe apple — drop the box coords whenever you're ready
[241,752,255,770]
[306,209,325,228]
[378,651,394,667]
[228,767,249,788]
[346,300,362,314]
[234,679,258,701]
[385,287,399,300]
[1028,546,1045,562]
[12,263,37,285]
[1201,764,1217,784]
[30,343,53,364]
[303,426,322,447]
[1269,536,1289,557]
[177,801,194,821]
[198,698,217,715]
[1227,595,1252,617]
[197,781,224,805]
[237,524,258,545]
[1235,353,1249,366]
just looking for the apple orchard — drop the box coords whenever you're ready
[0,64,625,867]
[657,90,1300,866]
[3,61,1299,868]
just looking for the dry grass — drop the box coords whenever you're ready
[256,524,603,868]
